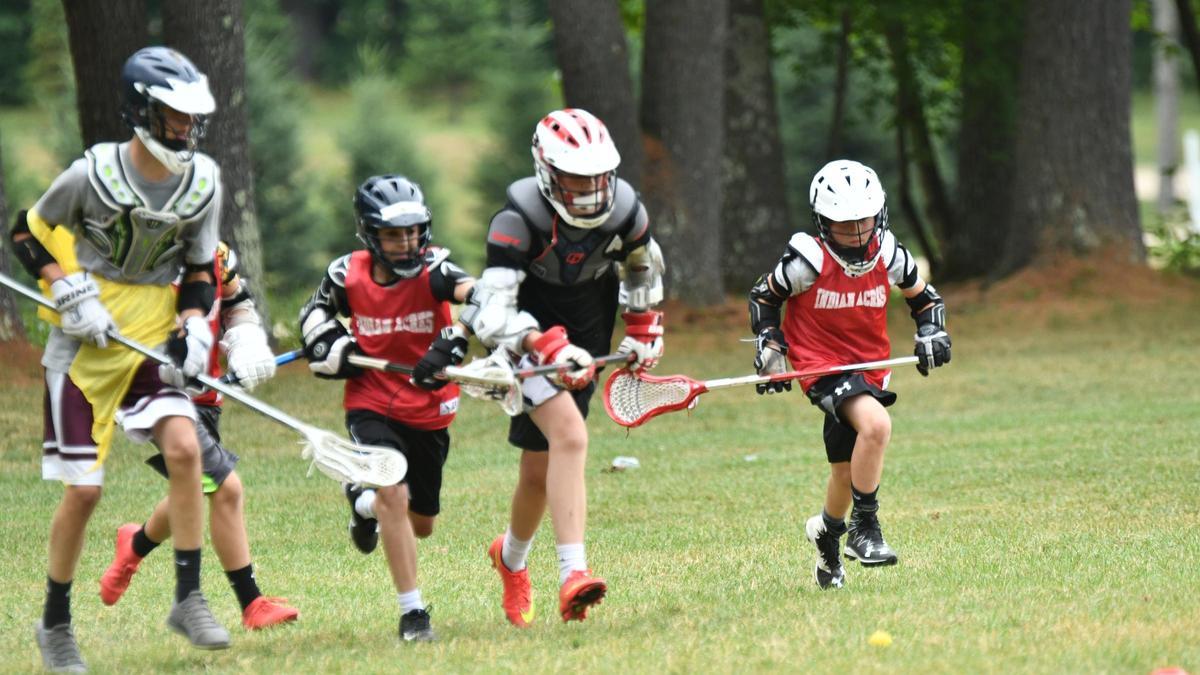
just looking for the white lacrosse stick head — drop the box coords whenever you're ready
[299,425,407,487]
[448,351,523,416]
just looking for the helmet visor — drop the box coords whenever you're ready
[550,169,616,219]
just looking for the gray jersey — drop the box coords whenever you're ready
[32,141,221,286]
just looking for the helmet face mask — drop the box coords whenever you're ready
[532,108,621,229]
[355,175,433,279]
[809,160,888,277]
[121,47,216,174]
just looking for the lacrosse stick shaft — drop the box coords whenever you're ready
[347,353,516,389]
[347,353,413,374]
[703,356,919,390]
[515,352,632,378]
[218,348,302,384]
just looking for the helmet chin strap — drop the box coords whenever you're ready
[134,127,193,175]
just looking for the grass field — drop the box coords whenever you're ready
[1,262,1198,673]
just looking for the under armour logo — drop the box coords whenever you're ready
[834,382,852,396]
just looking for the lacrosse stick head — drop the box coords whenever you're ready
[446,352,523,416]
[603,367,704,427]
[298,425,407,488]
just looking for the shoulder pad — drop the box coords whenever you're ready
[171,153,220,219]
[787,232,824,271]
[424,246,451,267]
[880,230,899,267]
[608,178,638,230]
[327,254,351,287]
[487,209,533,252]
[506,177,554,234]
[84,142,138,210]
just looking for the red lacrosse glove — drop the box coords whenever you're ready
[532,325,595,390]
[617,310,664,370]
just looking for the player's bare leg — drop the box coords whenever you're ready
[377,484,434,641]
[839,395,897,566]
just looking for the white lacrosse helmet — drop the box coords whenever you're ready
[532,108,621,229]
[809,159,889,277]
[121,46,216,174]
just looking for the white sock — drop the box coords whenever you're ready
[355,489,377,519]
[556,542,587,585]
[397,589,424,613]
[502,529,533,572]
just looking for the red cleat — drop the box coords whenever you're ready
[242,596,299,630]
[559,569,606,622]
[487,535,534,627]
[99,523,144,606]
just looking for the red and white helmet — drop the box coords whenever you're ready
[532,108,621,229]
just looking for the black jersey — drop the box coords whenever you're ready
[485,177,651,355]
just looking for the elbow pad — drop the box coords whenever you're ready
[177,279,216,315]
[619,239,666,312]
[907,284,946,329]
[459,267,539,353]
[748,273,786,334]
[10,210,57,279]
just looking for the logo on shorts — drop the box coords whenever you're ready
[440,397,459,416]
[834,382,852,396]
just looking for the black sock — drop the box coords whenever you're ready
[43,577,72,628]
[132,526,161,558]
[851,485,880,517]
[821,509,847,536]
[225,564,262,612]
[174,548,202,603]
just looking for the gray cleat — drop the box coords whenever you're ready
[34,621,87,672]
[167,591,231,650]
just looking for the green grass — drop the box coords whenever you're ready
[2,286,1199,673]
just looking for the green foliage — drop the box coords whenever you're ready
[321,0,407,83]
[1145,213,1200,274]
[26,0,79,165]
[400,0,502,107]
[0,0,31,105]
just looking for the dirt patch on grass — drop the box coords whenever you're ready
[0,339,44,386]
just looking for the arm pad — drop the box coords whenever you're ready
[460,267,539,353]
[10,210,57,279]
[177,279,216,315]
[618,238,666,312]
[906,284,946,329]
[748,273,787,334]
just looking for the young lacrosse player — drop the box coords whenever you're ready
[8,46,233,669]
[454,108,665,626]
[97,240,299,630]
[298,174,475,642]
[747,159,951,590]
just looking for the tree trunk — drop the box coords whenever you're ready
[945,0,1023,281]
[62,0,147,148]
[1155,0,1180,214]
[894,123,938,272]
[827,8,851,160]
[1003,0,1143,273]
[548,0,643,191]
[1173,0,1200,85]
[0,135,29,342]
[162,0,270,326]
[721,0,792,290]
[641,0,727,306]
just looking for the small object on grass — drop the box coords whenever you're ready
[744,454,759,462]
[867,630,892,647]
[610,456,641,472]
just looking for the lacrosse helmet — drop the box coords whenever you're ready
[121,46,216,175]
[354,174,433,279]
[532,108,621,229]
[809,159,889,277]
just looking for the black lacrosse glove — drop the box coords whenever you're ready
[913,304,951,376]
[754,326,792,395]
[413,326,469,390]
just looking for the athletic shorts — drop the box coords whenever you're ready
[42,360,196,487]
[507,352,597,451]
[346,409,450,517]
[805,372,897,464]
[145,404,239,494]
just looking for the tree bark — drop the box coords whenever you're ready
[162,0,270,325]
[62,0,148,148]
[1173,0,1200,85]
[0,135,29,342]
[642,0,727,306]
[1155,0,1180,214]
[826,8,851,160]
[1003,0,1143,273]
[721,0,792,289]
[549,0,643,190]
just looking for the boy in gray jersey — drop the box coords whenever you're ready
[9,46,232,671]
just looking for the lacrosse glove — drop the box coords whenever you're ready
[302,314,362,380]
[160,315,213,390]
[912,304,951,376]
[533,325,595,390]
[220,323,276,390]
[413,325,469,390]
[51,272,115,348]
[754,326,791,395]
[617,310,664,371]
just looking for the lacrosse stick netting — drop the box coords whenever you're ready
[603,368,700,428]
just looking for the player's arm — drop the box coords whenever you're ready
[412,251,476,390]
[887,237,950,376]
[215,243,276,389]
[747,236,818,394]
[616,226,666,370]
[298,255,360,380]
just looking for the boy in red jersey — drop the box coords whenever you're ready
[747,159,951,590]
[98,241,298,630]
[299,175,474,641]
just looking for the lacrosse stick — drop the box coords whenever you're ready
[347,351,524,415]
[604,355,920,428]
[514,352,633,379]
[0,272,406,487]
[218,348,302,384]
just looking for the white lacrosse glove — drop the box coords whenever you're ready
[50,272,115,348]
[754,327,791,395]
[159,315,214,389]
[617,310,664,371]
[220,323,276,390]
[532,325,595,390]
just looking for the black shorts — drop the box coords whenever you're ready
[146,404,240,493]
[507,382,596,451]
[806,373,896,463]
[346,409,450,517]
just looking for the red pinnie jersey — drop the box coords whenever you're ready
[189,243,230,407]
[342,250,459,430]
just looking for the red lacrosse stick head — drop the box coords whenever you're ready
[603,367,707,427]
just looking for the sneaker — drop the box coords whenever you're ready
[805,514,846,590]
[345,484,379,554]
[558,569,606,622]
[487,535,534,627]
[167,590,232,650]
[34,621,86,672]
[242,596,299,630]
[99,523,143,606]
[399,607,436,642]
[845,510,899,566]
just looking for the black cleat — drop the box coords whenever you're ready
[345,484,379,554]
[805,514,846,589]
[400,607,436,642]
[844,510,898,567]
